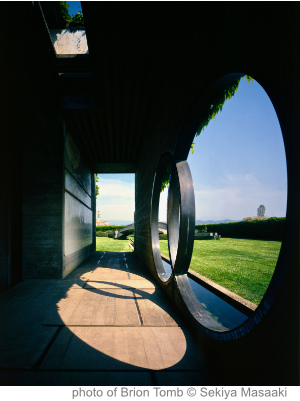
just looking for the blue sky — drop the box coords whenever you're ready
[93,81,286,223]
[188,78,287,221]
[68,1,82,16]
[96,174,135,223]
[159,78,287,222]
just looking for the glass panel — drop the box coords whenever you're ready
[65,170,91,208]
[64,192,92,256]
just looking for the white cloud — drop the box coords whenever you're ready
[194,173,287,221]
[158,187,168,223]
[95,173,287,223]
[96,177,135,221]
[97,177,134,199]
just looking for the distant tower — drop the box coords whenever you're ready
[96,210,109,226]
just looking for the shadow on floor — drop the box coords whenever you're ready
[0,252,210,385]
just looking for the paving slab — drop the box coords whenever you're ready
[84,279,156,290]
[68,371,153,386]
[0,370,41,386]
[0,323,58,369]
[4,369,151,386]
[60,288,140,326]
[0,288,65,338]
[135,288,185,327]
[79,268,130,282]
[0,251,209,385]
[40,326,206,371]
[154,371,211,386]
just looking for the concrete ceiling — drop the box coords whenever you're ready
[42,2,299,173]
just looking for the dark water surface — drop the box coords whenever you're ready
[162,259,248,329]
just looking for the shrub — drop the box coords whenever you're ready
[197,225,207,233]
[159,233,168,240]
[242,216,268,221]
[96,225,126,233]
[123,229,134,236]
[195,217,286,241]
[96,232,108,237]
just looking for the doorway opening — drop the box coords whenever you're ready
[95,173,135,253]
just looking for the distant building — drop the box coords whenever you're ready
[96,211,109,226]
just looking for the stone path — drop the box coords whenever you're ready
[0,252,210,385]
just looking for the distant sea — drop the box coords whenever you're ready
[107,219,238,226]
[108,220,134,226]
[195,219,238,224]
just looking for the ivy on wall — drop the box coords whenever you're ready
[60,1,85,26]
[195,75,253,138]
[160,75,253,192]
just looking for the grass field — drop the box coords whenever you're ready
[96,237,132,252]
[159,238,281,305]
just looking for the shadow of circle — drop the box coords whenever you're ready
[54,256,192,371]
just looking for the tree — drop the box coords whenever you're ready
[257,205,266,218]
[96,175,99,196]
[60,2,85,26]
[72,11,84,25]
[60,1,72,23]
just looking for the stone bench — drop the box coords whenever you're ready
[194,232,221,240]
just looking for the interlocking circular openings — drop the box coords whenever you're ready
[167,160,228,333]
[168,160,195,274]
[151,73,289,340]
[152,155,227,332]
[151,154,195,282]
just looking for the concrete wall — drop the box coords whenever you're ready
[50,29,89,54]
[0,4,95,284]
[22,109,64,279]
[63,131,95,278]
[0,114,12,291]
[1,3,62,285]
[134,16,300,385]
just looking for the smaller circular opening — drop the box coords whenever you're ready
[151,153,173,282]
[167,164,180,268]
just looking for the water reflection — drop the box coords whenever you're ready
[162,259,248,330]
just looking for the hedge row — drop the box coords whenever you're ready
[96,225,126,233]
[96,232,108,237]
[195,217,286,241]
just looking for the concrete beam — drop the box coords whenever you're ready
[95,163,136,173]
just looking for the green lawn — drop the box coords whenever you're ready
[96,237,132,252]
[159,238,281,305]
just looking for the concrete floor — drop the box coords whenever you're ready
[0,252,210,385]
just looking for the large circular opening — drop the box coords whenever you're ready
[173,74,288,338]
